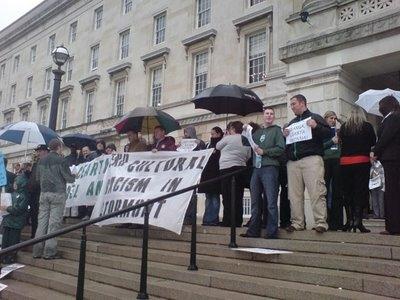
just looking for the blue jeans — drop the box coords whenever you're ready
[202,193,220,224]
[246,166,279,237]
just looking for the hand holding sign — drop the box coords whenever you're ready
[286,117,312,145]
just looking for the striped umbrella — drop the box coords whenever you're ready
[0,121,59,147]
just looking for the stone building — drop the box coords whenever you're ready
[0,0,398,161]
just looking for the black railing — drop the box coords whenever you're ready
[0,167,249,300]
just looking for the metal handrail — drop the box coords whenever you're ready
[0,166,249,300]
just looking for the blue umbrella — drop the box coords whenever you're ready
[62,133,96,150]
[0,121,59,146]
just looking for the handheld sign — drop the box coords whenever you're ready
[176,139,198,152]
[286,117,312,145]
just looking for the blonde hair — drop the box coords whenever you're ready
[323,111,337,119]
[343,107,366,135]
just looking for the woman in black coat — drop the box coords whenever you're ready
[371,96,400,235]
[199,126,223,225]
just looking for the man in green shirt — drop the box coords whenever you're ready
[241,107,285,239]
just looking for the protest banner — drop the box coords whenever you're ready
[68,150,213,234]
[176,139,198,152]
[286,117,312,145]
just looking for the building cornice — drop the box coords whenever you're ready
[107,62,132,77]
[79,75,100,87]
[181,29,217,48]
[2,108,15,115]
[18,101,32,109]
[140,48,170,71]
[233,6,273,28]
[279,10,400,62]
[35,93,51,103]
[60,85,74,94]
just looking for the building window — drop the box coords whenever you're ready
[66,57,74,82]
[94,6,103,30]
[194,52,208,96]
[115,79,126,116]
[90,45,99,71]
[4,112,13,124]
[44,67,52,91]
[13,55,20,72]
[48,34,56,55]
[60,97,68,129]
[249,0,265,6]
[26,76,33,98]
[85,91,94,123]
[154,13,166,45]
[30,46,37,63]
[21,110,29,121]
[69,21,78,43]
[247,31,266,83]
[39,103,48,126]
[123,0,132,14]
[0,64,5,80]
[0,91,2,104]
[119,30,130,60]
[150,67,163,107]
[10,84,16,103]
[197,0,211,28]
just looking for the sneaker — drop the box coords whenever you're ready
[43,254,62,260]
[315,226,327,233]
[286,225,297,233]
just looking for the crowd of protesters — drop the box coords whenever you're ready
[1,93,399,263]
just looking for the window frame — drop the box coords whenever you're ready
[119,30,130,60]
[60,97,69,129]
[246,30,267,84]
[115,79,126,116]
[193,51,209,96]
[13,55,20,73]
[10,84,16,103]
[39,103,48,126]
[85,90,95,123]
[66,57,74,82]
[90,44,100,71]
[150,66,163,107]
[48,34,56,56]
[123,0,132,14]
[0,63,5,80]
[26,76,33,98]
[44,67,52,91]
[94,6,103,30]
[196,0,211,28]
[69,21,78,43]
[30,46,37,63]
[249,0,265,7]
[153,12,166,45]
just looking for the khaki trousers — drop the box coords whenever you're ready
[287,155,328,229]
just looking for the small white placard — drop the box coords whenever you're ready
[0,263,25,279]
[232,248,292,255]
[286,117,312,145]
[177,139,198,152]
[0,283,7,291]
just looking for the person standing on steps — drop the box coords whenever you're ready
[32,139,75,260]
[339,107,376,233]
[284,94,331,234]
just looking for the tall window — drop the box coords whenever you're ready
[197,0,211,28]
[119,30,130,60]
[249,0,265,6]
[13,55,20,72]
[60,98,68,129]
[90,45,99,71]
[39,103,48,126]
[48,34,56,55]
[85,91,94,123]
[30,46,37,63]
[4,112,13,124]
[26,76,33,98]
[10,84,16,103]
[123,0,132,14]
[94,6,103,30]
[194,52,208,95]
[151,67,163,107]
[154,13,166,44]
[115,79,126,116]
[247,31,266,83]
[0,63,5,80]
[66,57,74,82]
[69,21,78,43]
[44,67,52,91]
[21,110,29,121]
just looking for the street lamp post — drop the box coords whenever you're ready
[49,45,70,130]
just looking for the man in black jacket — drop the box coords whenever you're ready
[284,94,331,233]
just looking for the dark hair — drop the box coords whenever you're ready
[263,106,275,112]
[49,139,62,151]
[211,126,223,137]
[248,122,261,134]
[4,157,7,166]
[96,139,106,149]
[106,143,117,151]
[291,94,307,105]
[229,121,244,134]
[379,95,400,116]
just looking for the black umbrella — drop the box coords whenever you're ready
[62,133,96,150]
[192,84,263,116]
[114,107,181,134]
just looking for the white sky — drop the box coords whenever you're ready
[0,0,44,31]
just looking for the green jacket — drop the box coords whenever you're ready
[251,125,285,167]
[37,151,75,193]
[2,175,29,229]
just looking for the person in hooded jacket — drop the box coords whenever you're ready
[1,175,29,264]
[199,126,224,226]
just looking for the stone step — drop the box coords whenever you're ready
[0,279,74,300]
[48,243,400,299]
[11,262,269,300]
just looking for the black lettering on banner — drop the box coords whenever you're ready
[163,158,176,171]
[154,199,166,218]
[107,200,115,214]
[160,179,171,192]
[133,199,145,217]
[120,199,135,217]
[118,154,129,167]
[120,177,131,191]
[113,177,125,192]
[127,160,141,172]
[154,160,166,173]
[196,155,206,170]
[105,177,115,194]
[89,162,99,176]
[133,178,151,193]
[172,157,187,171]
[114,199,122,212]
[185,157,198,170]
[163,177,183,193]
[125,178,138,192]
[144,161,155,172]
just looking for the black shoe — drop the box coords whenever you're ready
[286,225,297,233]
[43,254,62,260]
[315,226,327,233]
[265,235,278,239]
[240,233,260,238]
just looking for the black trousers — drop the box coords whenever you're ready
[278,165,291,227]
[382,161,400,234]
[341,163,370,209]
[220,166,245,227]
[2,227,21,262]
[324,158,343,230]
[29,192,40,238]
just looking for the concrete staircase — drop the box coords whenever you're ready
[2,219,400,299]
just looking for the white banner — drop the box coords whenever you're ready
[67,150,213,234]
[286,117,312,145]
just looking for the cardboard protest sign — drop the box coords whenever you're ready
[176,139,198,152]
[67,150,213,234]
[286,117,312,145]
